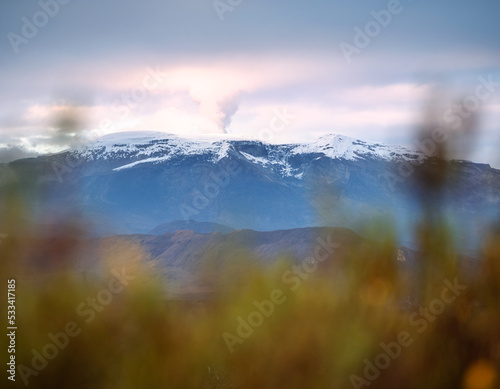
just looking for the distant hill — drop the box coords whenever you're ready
[71,226,477,299]
[98,227,361,268]
[149,220,234,235]
[74,227,367,299]
[10,225,478,300]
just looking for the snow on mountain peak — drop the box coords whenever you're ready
[78,131,231,168]
[76,131,421,172]
[290,134,419,161]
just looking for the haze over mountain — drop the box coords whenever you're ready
[1,131,499,250]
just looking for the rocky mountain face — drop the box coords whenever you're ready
[1,131,499,250]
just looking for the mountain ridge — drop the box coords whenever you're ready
[75,131,424,175]
[2,131,499,250]
[149,220,235,235]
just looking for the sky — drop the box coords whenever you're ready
[0,0,499,166]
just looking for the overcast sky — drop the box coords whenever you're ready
[1,0,499,165]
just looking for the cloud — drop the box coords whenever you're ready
[0,145,38,164]
[1,49,499,167]
[219,95,241,132]
[150,56,333,133]
[0,103,95,160]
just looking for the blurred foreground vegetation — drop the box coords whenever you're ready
[1,193,499,389]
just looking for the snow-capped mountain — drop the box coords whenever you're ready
[75,131,423,177]
[2,131,499,249]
